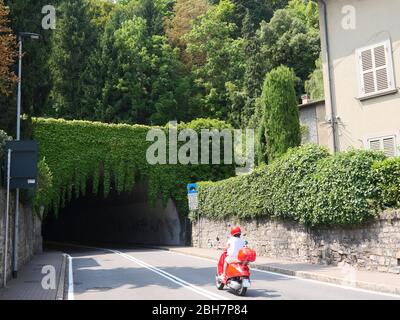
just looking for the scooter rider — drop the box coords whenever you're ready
[220,226,246,281]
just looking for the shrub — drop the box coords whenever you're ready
[198,144,330,223]
[0,129,11,184]
[33,158,54,217]
[309,150,385,226]
[197,145,391,226]
[373,157,400,208]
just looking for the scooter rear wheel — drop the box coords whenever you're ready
[215,275,224,290]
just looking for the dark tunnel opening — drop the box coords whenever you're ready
[42,180,191,247]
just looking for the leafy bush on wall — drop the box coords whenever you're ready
[197,144,394,226]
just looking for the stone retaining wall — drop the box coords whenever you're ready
[0,188,42,287]
[192,210,400,274]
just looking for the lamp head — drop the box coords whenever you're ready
[19,32,41,41]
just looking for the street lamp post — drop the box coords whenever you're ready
[12,32,40,279]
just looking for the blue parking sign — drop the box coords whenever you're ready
[187,183,198,194]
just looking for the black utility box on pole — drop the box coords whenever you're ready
[4,140,38,189]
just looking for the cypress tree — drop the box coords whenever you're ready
[260,65,301,162]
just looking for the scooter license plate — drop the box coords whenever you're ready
[242,279,251,288]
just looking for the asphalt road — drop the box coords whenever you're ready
[60,245,400,300]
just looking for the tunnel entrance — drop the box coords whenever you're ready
[42,180,190,246]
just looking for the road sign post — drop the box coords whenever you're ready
[187,183,200,246]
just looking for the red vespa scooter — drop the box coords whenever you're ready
[216,247,256,296]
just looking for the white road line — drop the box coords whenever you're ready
[110,249,228,300]
[163,250,400,299]
[62,243,228,300]
[67,254,74,300]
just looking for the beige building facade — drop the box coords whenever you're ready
[318,0,400,156]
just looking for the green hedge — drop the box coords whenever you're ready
[0,130,11,181]
[32,117,235,216]
[373,157,400,208]
[197,144,396,226]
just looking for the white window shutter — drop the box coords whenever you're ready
[383,137,395,157]
[360,49,375,95]
[369,139,381,151]
[368,135,397,157]
[357,40,395,98]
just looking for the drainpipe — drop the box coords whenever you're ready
[320,0,339,153]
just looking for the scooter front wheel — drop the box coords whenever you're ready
[215,275,224,290]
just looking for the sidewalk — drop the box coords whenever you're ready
[158,246,400,296]
[0,250,66,300]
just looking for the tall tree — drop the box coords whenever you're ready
[260,65,301,162]
[231,0,273,36]
[0,0,16,96]
[185,0,246,121]
[1,0,61,134]
[97,2,186,125]
[259,0,320,88]
[0,0,16,134]
[48,0,99,119]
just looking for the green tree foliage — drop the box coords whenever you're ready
[259,66,301,162]
[48,0,99,119]
[164,0,209,58]
[0,0,16,96]
[305,56,325,101]
[1,0,62,134]
[97,8,186,125]
[270,0,290,10]
[186,0,246,121]
[231,0,273,36]
[259,0,320,88]
[3,0,323,139]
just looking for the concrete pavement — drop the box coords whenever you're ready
[0,249,66,300]
[156,246,400,296]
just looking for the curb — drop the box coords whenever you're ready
[55,253,68,300]
[156,246,400,297]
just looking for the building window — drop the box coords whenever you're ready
[368,135,398,157]
[356,40,396,99]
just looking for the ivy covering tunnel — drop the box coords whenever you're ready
[32,117,236,216]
